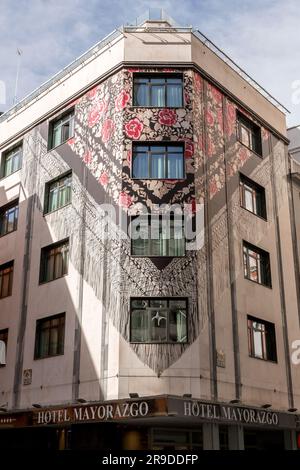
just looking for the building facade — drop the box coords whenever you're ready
[0,12,300,450]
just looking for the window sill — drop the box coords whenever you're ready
[130,341,188,345]
[0,228,17,238]
[0,167,22,181]
[238,140,263,159]
[248,354,277,364]
[244,276,272,289]
[130,254,186,258]
[47,135,74,152]
[44,202,71,216]
[34,352,64,361]
[130,177,186,182]
[39,273,68,286]
[131,106,185,110]
[0,294,12,300]
[240,205,267,222]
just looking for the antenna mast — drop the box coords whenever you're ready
[13,48,22,105]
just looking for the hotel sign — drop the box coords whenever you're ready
[182,401,279,426]
[34,401,150,425]
[0,397,298,429]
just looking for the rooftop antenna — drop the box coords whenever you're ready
[13,48,22,105]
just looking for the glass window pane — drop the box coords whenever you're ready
[149,299,168,308]
[151,85,165,106]
[241,125,251,147]
[253,322,264,358]
[169,308,187,342]
[150,309,167,342]
[133,152,149,178]
[131,310,149,342]
[167,153,184,178]
[134,83,149,106]
[167,84,182,107]
[49,327,59,356]
[249,255,258,282]
[151,153,165,178]
[244,187,254,212]
[52,126,61,147]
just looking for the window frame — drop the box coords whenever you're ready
[247,315,277,362]
[0,328,8,368]
[243,241,272,288]
[130,214,186,258]
[0,199,19,237]
[39,238,69,284]
[130,297,188,344]
[133,73,184,108]
[34,313,65,360]
[48,109,75,151]
[239,173,267,220]
[0,260,14,299]
[237,111,263,157]
[44,170,72,215]
[131,142,185,180]
[0,143,23,179]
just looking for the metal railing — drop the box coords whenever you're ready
[193,29,290,114]
[0,11,289,123]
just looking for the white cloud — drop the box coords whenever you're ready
[0,0,298,126]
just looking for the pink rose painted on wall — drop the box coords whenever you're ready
[217,108,223,128]
[119,191,132,208]
[99,172,109,186]
[185,140,194,158]
[206,108,214,127]
[115,90,130,111]
[88,101,108,127]
[124,118,143,139]
[83,150,92,164]
[87,86,99,99]
[158,109,177,126]
[88,107,101,127]
[101,119,115,143]
[211,85,223,104]
[194,73,202,93]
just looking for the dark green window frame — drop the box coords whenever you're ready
[34,313,65,359]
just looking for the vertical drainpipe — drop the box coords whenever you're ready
[269,136,294,409]
[202,80,218,400]
[287,154,300,326]
[13,130,39,409]
[222,98,241,400]
[72,150,87,401]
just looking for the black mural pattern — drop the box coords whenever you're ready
[21,66,279,376]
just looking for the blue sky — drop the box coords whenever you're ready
[0,0,299,126]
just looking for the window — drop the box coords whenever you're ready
[130,298,188,343]
[0,199,19,236]
[133,75,183,107]
[0,261,14,298]
[0,329,8,367]
[237,112,262,156]
[132,144,184,179]
[243,242,271,287]
[131,215,185,257]
[34,313,65,359]
[247,316,277,361]
[45,172,72,213]
[240,174,266,219]
[49,110,74,149]
[1,144,22,178]
[39,239,69,283]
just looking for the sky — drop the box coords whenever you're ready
[0,0,299,127]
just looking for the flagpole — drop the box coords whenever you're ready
[13,48,22,105]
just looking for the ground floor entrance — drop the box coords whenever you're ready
[0,395,298,450]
